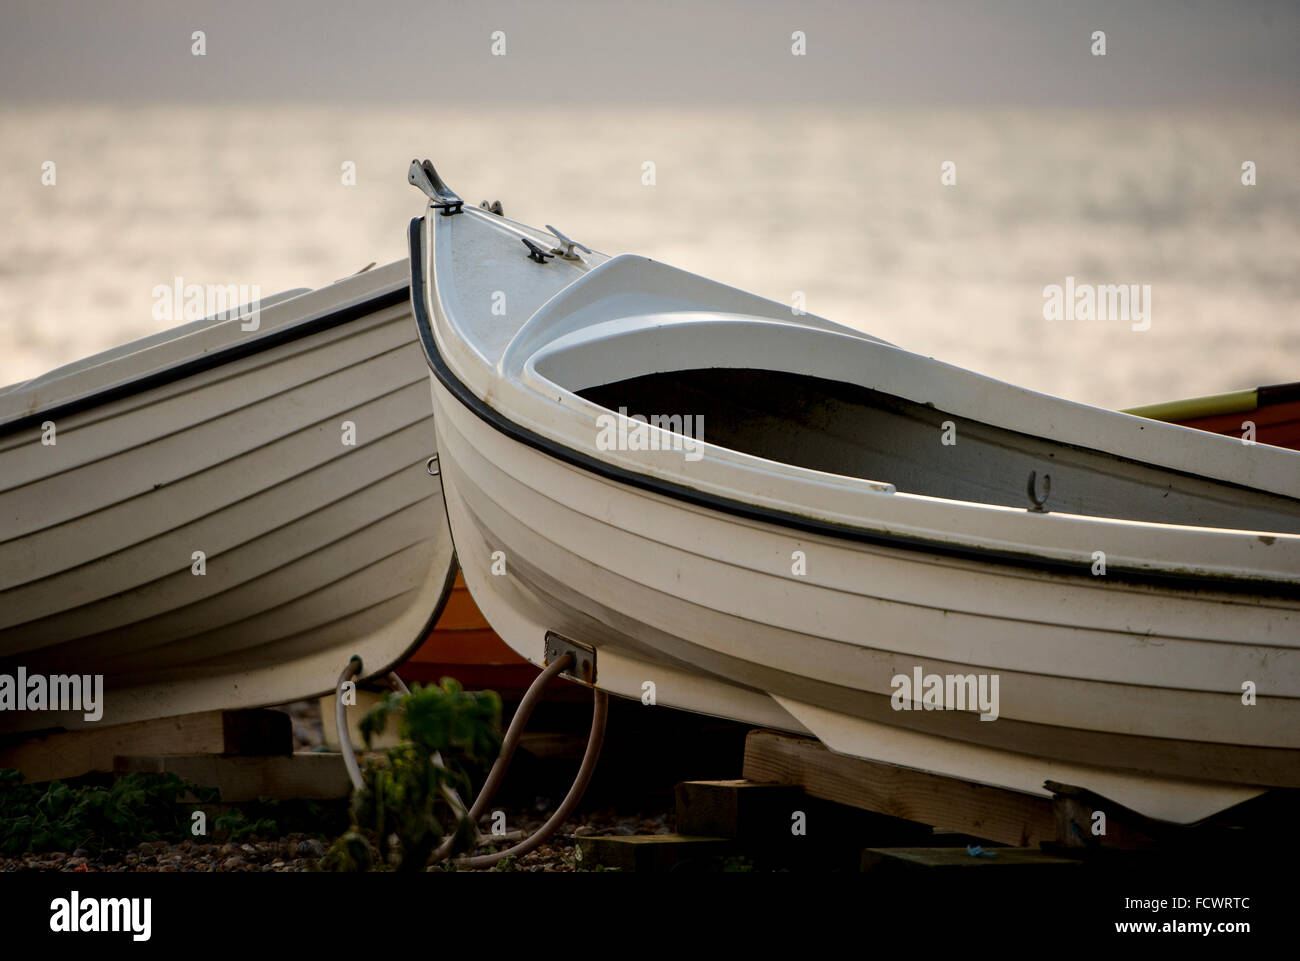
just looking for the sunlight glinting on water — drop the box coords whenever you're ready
[1,104,1296,408]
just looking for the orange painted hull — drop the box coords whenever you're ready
[1172,398,1300,451]
[396,572,553,696]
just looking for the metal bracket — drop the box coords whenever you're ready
[545,224,591,261]
[522,237,554,264]
[543,632,596,685]
[408,159,464,215]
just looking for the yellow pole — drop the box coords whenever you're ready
[1122,388,1258,423]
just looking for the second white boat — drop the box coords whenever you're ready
[0,260,457,734]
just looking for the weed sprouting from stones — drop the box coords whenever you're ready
[321,678,502,872]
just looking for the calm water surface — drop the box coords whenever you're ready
[1,104,1296,408]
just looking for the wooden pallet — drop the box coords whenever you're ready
[860,846,1081,876]
[742,728,1056,847]
[577,728,1282,871]
[115,753,351,802]
[0,709,291,784]
[1,707,353,802]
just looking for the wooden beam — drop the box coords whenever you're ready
[574,834,734,872]
[742,728,1057,847]
[675,777,932,849]
[113,753,352,802]
[317,689,401,752]
[861,846,1082,875]
[675,779,805,839]
[0,709,291,784]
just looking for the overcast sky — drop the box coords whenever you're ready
[1,0,1297,107]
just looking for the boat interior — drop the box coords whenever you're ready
[579,367,1300,534]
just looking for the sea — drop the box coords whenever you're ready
[1,103,1296,409]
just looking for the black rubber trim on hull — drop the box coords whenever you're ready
[407,216,1299,599]
[0,286,411,437]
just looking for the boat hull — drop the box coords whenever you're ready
[429,372,1298,824]
[1158,385,1300,451]
[0,264,456,733]
[396,571,551,697]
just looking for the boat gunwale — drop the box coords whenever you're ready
[408,215,1300,599]
[0,282,411,437]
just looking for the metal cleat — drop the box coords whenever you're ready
[522,237,554,263]
[545,224,591,260]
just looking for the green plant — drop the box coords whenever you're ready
[0,768,213,855]
[321,678,502,872]
[211,797,346,842]
[212,807,279,841]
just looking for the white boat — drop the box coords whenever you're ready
[408,160,1300,825]
[0,260,457,734]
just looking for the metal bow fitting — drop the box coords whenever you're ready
[408,159,464,215]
